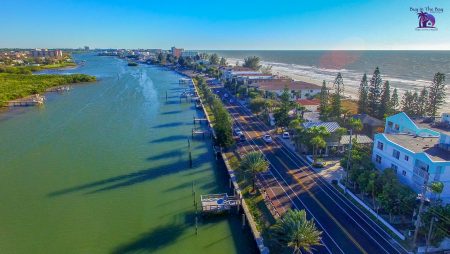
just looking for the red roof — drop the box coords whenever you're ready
[297,99,320,106]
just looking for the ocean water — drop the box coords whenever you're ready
[0,54,256,254]
[210,50,450,109]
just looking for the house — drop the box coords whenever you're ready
[221,66,262,83]
[252,79,321,100]
[352,114,384,137]
[372,112,450,204]
[234,73,273,85]
[297,99,320,112]
[302,121,341,154]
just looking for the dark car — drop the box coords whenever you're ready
[239,134,246,142]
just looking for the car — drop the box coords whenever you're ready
[234,127,243,136]
[263,134,273,143]
[239,134,246,141]
[282,132,290,139]
[229,99,234,103]
[224,93,228,98]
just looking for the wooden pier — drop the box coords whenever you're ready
[192,128,210,138]
[8,94,45,107]
[193,117,208,124]
[201,193,240,213]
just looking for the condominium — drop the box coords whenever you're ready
[372,112,450,204]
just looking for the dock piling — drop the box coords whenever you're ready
[242,213,246,228]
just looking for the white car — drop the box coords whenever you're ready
[234,127,243,136]
[263,134,273,143]
[282,132,290,139]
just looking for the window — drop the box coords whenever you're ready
[404,155,409,161]
[402,170,407,176]
[377,141,384,151]
[393,149,400,159]
[375,155,382,164]
[391,164,398,173]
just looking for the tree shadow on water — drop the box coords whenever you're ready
[47,160,206,197]
[111,223,186,254]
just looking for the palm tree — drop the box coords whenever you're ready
[271,209,322,254]
[348,118,363,140]
[311,136,326,165]
[240,152,269,192]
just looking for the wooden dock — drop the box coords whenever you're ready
[8,94,45,107]
[193,117,208,124]
[192,128,210,138]
[201,193,240,213]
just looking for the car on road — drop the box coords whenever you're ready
[224,93,228,98]
[282,132,290,139]
[229,99,234,103]
[263,134,273,143]
[239,134,246,142]
[234,127,243,136]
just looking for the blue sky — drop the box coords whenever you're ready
[1,0,449,49]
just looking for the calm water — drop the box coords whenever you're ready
[210,50,450,108]
[0,54,255,254]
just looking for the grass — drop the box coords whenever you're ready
[0,73,96,106]
[0,62,77,74]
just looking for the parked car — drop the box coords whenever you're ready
[263,134,273,143]
[234,127,243,136]
[224,93,229,98]
[239,134,246,142]
[229,99,234,103]
[282,132,290,139]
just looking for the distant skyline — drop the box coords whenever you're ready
[1,0,449,50]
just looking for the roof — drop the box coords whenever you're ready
[302,121,340,132]
[384,134,450,162]
[340,134,373,145]
[352,114,384,127]
[412,118,450,136]
[253,79,321,91]
[235,73,272,77]
[226,66,256,72]
[297,99,320,106]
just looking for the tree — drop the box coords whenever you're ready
[308,126,330,164]
[391,88,399,113]
[358,73,369,114]
[379,81,391,118]
[430,181,444,203]
[367,67,383,118]
[319,80,330,121]
[261,65,273,74]
[249,97,269,115]
[274,86,294,129]
[177,56,186,66]
[330,72,344,119]
[271,209,322,254]
[427,72,446,119]
[239,152,269,192]
[348,118,363,139]
[401,91,416,116]
[219,57,227,66]
[157,53,165,64]
[417,87,428,116]
[243,56,261,70]
[209,53,219,65]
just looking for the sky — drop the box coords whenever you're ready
[1,0,450,50]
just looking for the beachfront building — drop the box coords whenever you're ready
[234,73,273,85]
[171,47,184,58]
[31,49,63,58]
[372,112,450,204]
[181,50,198,58]
[252,79,321,100]
[221,66,262,83]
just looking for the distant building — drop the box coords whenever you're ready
[221,66,261,82]
[84,46,90,51]
[297,99,320,112]
[181,50,198,58]
[372,112,450,204]
[31,49,63,58]
[171,47,184,58]
[252,79,321,100]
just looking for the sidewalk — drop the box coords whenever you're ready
[276,136,344,184]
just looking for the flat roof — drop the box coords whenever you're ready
[303,121,340,132]
[254,79,321,91]
[384,134,450,162]
[341,134,373,145]
[412,118,450,136]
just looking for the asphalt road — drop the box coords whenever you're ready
[213,86,408,254]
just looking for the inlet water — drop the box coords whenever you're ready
[0,54,256,254]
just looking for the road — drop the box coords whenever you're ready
[213,86,408,254]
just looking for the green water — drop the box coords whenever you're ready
[0,54,255,254]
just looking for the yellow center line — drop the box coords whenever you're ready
[274,155,368,254]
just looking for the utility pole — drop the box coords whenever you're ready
[345,129,353,194]
[413,172,429,252]
[425,216,436,254]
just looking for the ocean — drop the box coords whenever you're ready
[210,50,450,110]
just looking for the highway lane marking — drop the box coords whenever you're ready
[274,155,368,254]
[230,98,401,254]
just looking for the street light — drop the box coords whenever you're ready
[345,129,353,194]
